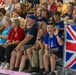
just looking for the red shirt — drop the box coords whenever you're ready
[0,0,2,3]
[50,3,58,12]
[8,27,25,42]
[0,0,4,5]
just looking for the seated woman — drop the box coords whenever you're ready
[42,22,64,75]
[0,18,25,70]
[0,16,12,45]
[52,11,64,36]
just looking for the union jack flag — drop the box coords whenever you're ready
[64,25,76,70]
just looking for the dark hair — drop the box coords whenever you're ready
[47,20,55,27]
[68,2,74,7]
[57,0,63,3]
[52,11,61,24]
[20,3,26,11]
[0,8,6,15]
[52,11,61,16]
[41,9,50,19]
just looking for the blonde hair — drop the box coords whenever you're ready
[11,18,20,26]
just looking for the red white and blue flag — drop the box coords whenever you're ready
[64,25,76,69]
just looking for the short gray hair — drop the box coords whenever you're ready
[3,16,11,23]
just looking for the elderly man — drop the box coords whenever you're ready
[9,15,38,71]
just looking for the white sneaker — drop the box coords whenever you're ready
[3,63,10,70]
[0,63,5,69]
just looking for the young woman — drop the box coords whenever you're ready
[52,11,64,36]
[43,22,64,75]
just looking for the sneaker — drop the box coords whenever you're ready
[0,63,5,69]
[3,63,10,70]
[42,70,49,75]
[48,72,56,75]
[38,68,45,74]
[12,67,19,71]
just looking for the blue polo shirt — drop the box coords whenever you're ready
[44,33,63,51]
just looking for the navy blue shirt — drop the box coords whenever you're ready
[55,21,64,35]
[25,24,38,45]
[44,33,63,51]
[62,13,73,20]
[55,21,64,28]
[28,0,40,7]
[40,36,45,42]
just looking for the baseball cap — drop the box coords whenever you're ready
[27,15,37,21]
[37,17,48,23]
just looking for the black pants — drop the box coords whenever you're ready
[0,44,17,63]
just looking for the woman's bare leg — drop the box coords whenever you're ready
[15,46,24,68]
[10,50,17,70]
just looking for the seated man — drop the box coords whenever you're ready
[18,27,46,73]
[9,15,38,71]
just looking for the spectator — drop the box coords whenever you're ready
[71,9,76,25]
[43,22,64,75]
[28,0,40,8]
[11,0,20,13]
[10,9,25,29]
[0,8,6,32]
[49,0,58,13]
[57,0,68,15]
[40,2,48,10]
[9,15,38,71]
[0,16,12,45]
[15,3,26,19]
[18,27,46,73]
[0,18,25,70]
[62,2,74,20]
[36,6,42,19]
[41,9,49,19]
[52,11,64,35]
[4,0,14,14]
